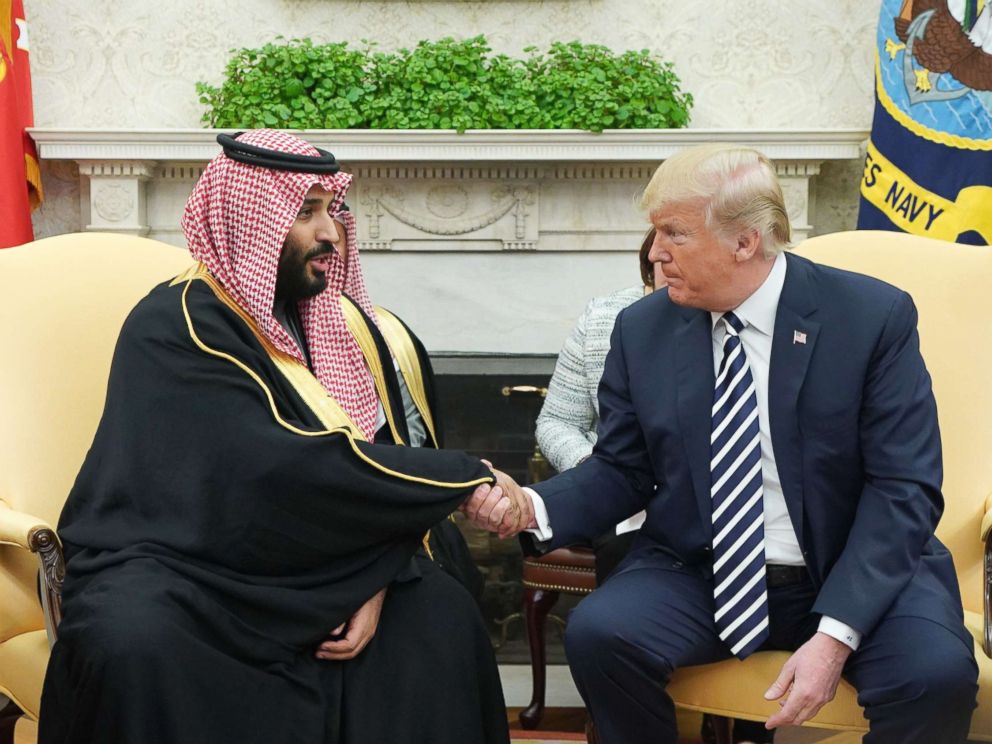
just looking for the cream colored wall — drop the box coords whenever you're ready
[26,0,878,130]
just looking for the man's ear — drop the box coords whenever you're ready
[734,229,761,262]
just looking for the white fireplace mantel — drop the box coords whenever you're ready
[30,128,867,354]
[31,127,867,243]
[30,127,866,163]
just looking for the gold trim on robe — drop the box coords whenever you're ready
[372,305,440,448]
[338,295,406,445]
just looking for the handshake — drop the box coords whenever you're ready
[459,465,537,539]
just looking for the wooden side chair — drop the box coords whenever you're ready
[518,545,597,729]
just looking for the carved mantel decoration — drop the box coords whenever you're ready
[77,160,156,235]
[355,170,539,252]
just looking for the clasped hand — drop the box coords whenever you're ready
[460,465,535,538]
[315,588,386,661]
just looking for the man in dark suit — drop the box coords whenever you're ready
[464,144,978,744]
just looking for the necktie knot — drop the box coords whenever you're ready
[722,311,745,336]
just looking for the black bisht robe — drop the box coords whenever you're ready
[39,272,510,744]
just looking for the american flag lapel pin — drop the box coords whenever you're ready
[793,330,807,345]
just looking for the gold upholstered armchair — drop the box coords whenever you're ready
[0,233,192,741]
[666,230,992,742]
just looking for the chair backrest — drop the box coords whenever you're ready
[794,230,992,615]
[0,233,192,643]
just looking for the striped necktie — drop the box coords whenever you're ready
[710,312,769,658]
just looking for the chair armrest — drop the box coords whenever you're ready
[0,499,65,645]
[0,499,53,549]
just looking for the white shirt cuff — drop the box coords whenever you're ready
[524,487,553,541]
[817,616,862,651]
[616,510,646,535]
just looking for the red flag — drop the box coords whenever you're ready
[1,0,42,248]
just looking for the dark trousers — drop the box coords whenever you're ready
[594,533,772,743]
[592,529,638,585]
[565,543,978,744]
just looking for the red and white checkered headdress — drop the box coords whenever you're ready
[182,129,380,440]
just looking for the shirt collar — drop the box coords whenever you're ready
[710,252,787,336]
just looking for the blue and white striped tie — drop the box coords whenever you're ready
[710,312,769,659]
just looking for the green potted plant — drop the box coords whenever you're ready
[197,36,693,133]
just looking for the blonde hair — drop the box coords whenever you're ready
[639,144,791,258]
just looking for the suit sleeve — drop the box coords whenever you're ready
[528,309,656,550]
[811,291,943,636]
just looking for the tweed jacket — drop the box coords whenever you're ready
[536,285,646,472]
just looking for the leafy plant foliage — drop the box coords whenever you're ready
[197,36,692,132]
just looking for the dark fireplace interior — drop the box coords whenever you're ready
[434,371,584,664]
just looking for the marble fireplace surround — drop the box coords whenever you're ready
[30,128,866,361]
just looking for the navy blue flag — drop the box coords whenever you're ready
[858,0,992,245]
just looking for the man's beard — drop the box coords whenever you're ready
[274,239,333,304]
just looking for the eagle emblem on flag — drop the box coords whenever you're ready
[887,0,992,102]
[857,0,992,245]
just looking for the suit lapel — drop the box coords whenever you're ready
[768,253,820,552]
[675,306,717,538]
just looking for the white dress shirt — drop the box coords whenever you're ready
[527,252,862,650]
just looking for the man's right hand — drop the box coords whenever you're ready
[461,468,535,538]
[491,468,536,537]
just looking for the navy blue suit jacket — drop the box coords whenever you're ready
[532,252,967,644]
